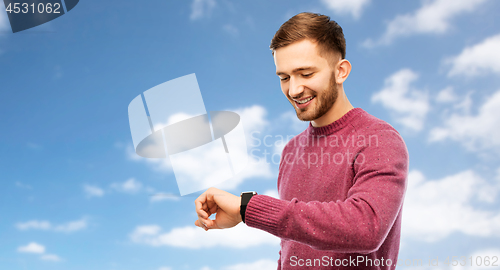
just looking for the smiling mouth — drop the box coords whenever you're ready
[293,96,316,109]
[295,96,314,104]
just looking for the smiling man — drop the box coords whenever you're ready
[195,12,409,269]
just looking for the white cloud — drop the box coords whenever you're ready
[166,139,239,195]
[166,112,194,126]
[88,177,161,200]
[279,111,308,133]
[16,220,51,231]
[190,0,216,21]
[320,0,371,19]
[130,223,279,249]
[16,218,88,233]
[223,259,277,270]
[215,156,273,190]
[435,87,457,103]
[53,219,88,233]
[364,0,489,46]
[83,184,104,197]
[111,178,143,193]
[429,90,500,152]
[446,33,500,77]
[371,69,430,131]
[263,189,279,199]
[453,92,473,114]
[150,193,180,202]
[215,105,274,189]
[158,267,173,270]
[17,242,62,262]
[233,105,269,140]
[40,254,62,262]
[18,242,45,254]
[402,169,500,242]
[133,224,162,236]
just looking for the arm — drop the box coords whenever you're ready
[246,129,408,253]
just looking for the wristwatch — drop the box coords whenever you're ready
[240,191,257,223]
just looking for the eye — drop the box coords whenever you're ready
[302,73,313,78]
[280,76,289,82]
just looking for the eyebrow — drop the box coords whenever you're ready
[276,66,315,76]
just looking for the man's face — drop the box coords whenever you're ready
[274,39,338,122]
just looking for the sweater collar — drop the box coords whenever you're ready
[306,108,363,136]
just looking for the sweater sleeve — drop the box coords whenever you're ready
[245,129,409,253]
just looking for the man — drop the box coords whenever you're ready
[194,12,408,269]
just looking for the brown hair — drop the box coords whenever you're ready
[270,12,346,60]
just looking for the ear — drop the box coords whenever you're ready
[335,59,351,84]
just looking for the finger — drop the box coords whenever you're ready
[195,219,208,229]
[201,202,209,215]
[194,196,208,219]
[203,189,220,216]
[208,203,218,215]
[206,192,217,212]
[196,206,208,219]
[194,190,208,206]
[199,218,213,231]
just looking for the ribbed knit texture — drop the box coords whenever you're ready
[245,108,409,269]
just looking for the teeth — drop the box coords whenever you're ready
[296,96,313,104]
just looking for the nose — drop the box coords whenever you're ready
[288,77,304,99]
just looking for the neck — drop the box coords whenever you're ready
[311,87,353,127]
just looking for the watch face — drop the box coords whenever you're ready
[241,192,256,206]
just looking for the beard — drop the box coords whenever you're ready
[287,73,339,122]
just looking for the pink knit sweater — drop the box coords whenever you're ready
[245,108,409,269]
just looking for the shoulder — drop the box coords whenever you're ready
[350,110,408,166]
[351,109,405,144]
[351,109,396,133]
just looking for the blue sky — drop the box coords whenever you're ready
[1,0,500,269]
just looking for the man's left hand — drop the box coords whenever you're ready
[194,187,242,231]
